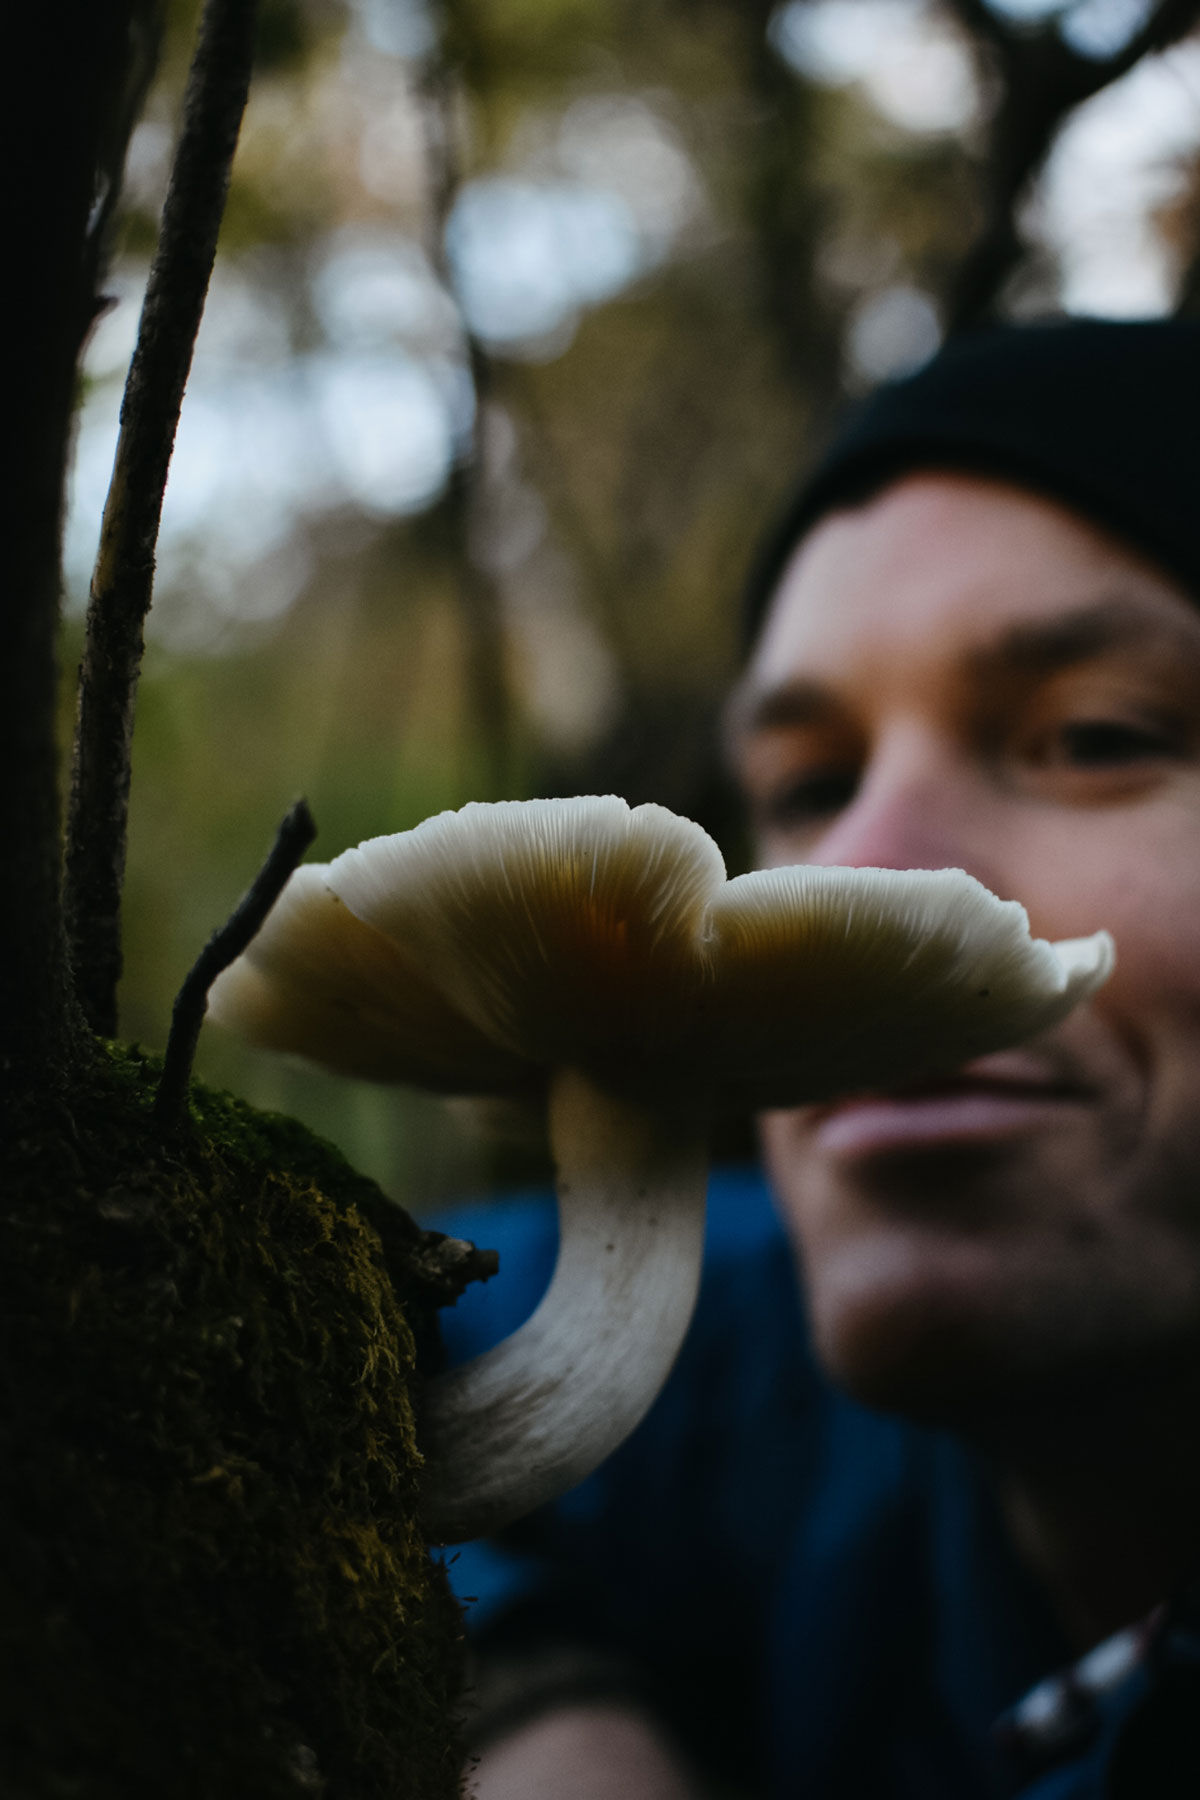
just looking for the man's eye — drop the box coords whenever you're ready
[1053,719,1177,768]
[760,767,859,825]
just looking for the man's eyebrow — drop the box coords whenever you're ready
[725,678,834,739]
[970,597,1200,679]
[727,596,1200,742]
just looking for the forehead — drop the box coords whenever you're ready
[744,472,1196,700]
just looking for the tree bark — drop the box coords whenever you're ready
[1,1,153,1093]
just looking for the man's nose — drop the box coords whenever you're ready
[808,729,1003,887]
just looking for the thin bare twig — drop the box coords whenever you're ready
[944,0,1200,329]
[154,799,316,1129]
[65,0,262,1038]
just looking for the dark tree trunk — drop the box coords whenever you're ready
[1,3,146,1091]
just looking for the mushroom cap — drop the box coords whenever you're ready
[205,864,524,1093]
[707,865,1111,1107]
[208,796,1113,1107]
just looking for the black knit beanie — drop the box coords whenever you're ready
[743,318,1200,646]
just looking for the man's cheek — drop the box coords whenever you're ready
[1067,831,1200,982]
[759,1111,845,1251]
[1089,923,1200,1097]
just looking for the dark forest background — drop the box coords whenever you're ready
[72,0,1200,1210]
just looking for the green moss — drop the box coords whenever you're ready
[0,1044,480,1798]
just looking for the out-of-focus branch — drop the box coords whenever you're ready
[417,46,513,798]
[1176,245,1200,315]
[1169,142,1200,313]
[510,376,649,702]
[737,0,845,432]
[65,0,262,1039]
[84,4,164,307]
[944,0,1200,329]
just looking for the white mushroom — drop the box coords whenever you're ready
[208,796,1113,1542]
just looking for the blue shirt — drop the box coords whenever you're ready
[429,1170,1200,1798]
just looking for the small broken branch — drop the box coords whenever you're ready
[944,0,1200,329]
[155,799,317,1129]
[65,0,262,1038]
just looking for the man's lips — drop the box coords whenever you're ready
[809,1051,1096,1159]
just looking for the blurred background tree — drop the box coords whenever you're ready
[72,0,1200,1213]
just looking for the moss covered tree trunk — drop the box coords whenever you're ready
[0,8,474,1794]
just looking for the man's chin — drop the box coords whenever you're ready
[806,1238,1048,1427]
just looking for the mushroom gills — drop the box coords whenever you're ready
[419,1066,708,1544]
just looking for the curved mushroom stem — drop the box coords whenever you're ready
[419,1066,709,1544]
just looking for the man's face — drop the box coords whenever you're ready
[730,472,1200,1432]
